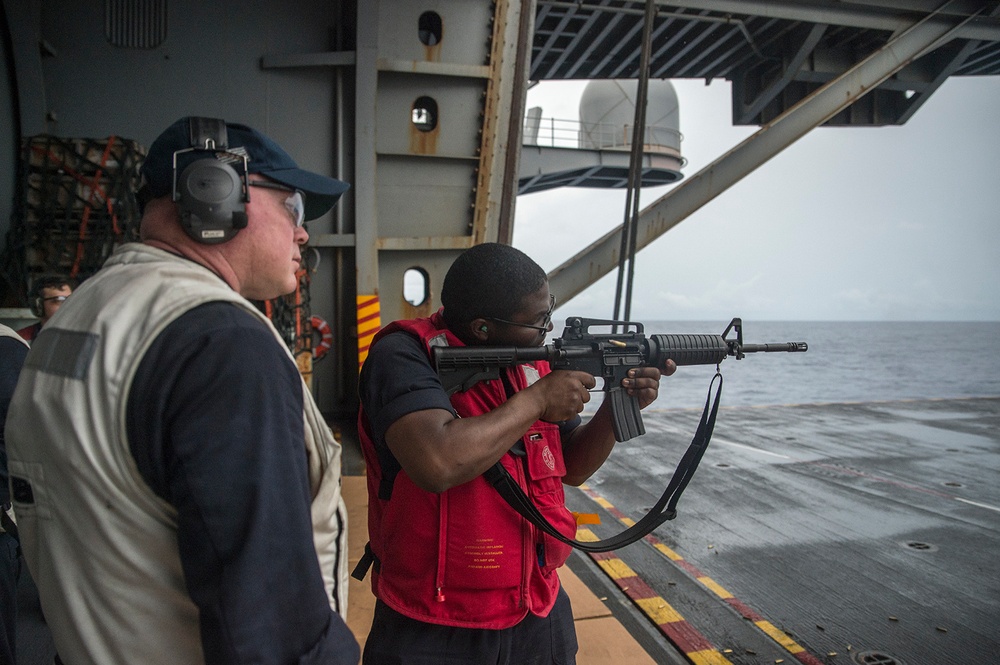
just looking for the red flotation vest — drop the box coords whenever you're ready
[357,312,577,629]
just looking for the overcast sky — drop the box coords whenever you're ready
[512,76,1000,322]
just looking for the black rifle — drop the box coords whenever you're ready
[434,317,808,442]
[431,317,808,553]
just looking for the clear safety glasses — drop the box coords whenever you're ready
[488,294,556,333]
[248,181,306,228]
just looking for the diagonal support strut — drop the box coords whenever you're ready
[548,5,982,304]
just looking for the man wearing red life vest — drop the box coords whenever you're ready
[357,243,676,664]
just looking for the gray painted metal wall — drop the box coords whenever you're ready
[0,0,534,417]
[351,0,532,378]
[1,0,355,411]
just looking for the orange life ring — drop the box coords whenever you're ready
[311,316,333,360]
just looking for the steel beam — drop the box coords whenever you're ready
[353,0,382,366]
[365,0,535,333]
[657,0,1000,42]
[736,23,828,124]
[548,6,979,303]
[897,4,1000,122]
[354,2,380,297]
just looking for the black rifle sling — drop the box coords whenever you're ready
[486,372,724,553]
[0,507,19,544]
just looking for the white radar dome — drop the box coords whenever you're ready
[579,79,681,153]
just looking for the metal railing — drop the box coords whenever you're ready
[524,115,682,151]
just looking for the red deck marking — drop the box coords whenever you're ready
[792,651,827,665]
[577,484,825,665]
[659,620,716,653]
[724,597,764,621]
[590,547,724,660]
[616,575,658,602]
[675,559,704,577]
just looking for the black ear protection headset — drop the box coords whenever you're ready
[173,117,250,244]
[30,294,44,318]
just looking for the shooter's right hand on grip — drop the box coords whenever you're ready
[535,370,595,423]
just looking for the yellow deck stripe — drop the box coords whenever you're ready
[654,543,684,561]
[697,576,733,599]
[688,649,735,665]
[754,620,805,653]
[575,483,814,665]
[576,489,735,665]
[635,596,684,624]
[596,558,637,580]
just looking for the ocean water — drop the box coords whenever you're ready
[572,320,1000,411]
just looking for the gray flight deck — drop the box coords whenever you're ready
[565,396,1000,664]
[16,399,999,664]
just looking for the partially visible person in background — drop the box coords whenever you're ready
[17,275,76,342]
[1,323,29,664]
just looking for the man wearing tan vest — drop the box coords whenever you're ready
[6,117,358,665]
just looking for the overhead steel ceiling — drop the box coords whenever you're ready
[530,0,1000,125]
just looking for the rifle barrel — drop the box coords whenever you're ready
[740,342,809,353]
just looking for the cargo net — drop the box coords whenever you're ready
[258,268,316,373]
[0,135,144,305]
[1,134,308,359]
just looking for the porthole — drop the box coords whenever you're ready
[412,97,438,133]
[404,267,429,307]
[418,11,442,46]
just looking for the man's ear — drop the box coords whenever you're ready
[470,317,490,342]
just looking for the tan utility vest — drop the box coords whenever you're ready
[0,323,28,345]
[5,244,349,665]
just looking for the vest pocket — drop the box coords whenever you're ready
[522,424,575,574]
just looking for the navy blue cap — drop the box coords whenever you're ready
[140,117,350,221]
